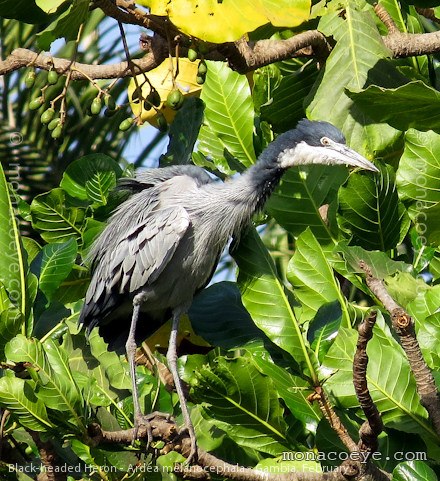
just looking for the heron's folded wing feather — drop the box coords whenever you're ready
[109,205,190,294]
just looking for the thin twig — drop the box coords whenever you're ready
[359,261,440,437]
[308,386,358,452]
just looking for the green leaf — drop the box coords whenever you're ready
[190,356,289,455]
[338,166,410,250]
[323,323,437,440]
[0,159,27,315]
[393,460,438,481]
[306,5,399,157]
[88,330,131,391]
[0,284,23,360]
[347,81,440,132]
[34,238,78,301]
[198,61,256,171]
[0,0,51,23]
[261,64,318,132]
[5,334,85,430]
[396,129,440,214]
[267,165,348,243]
[234,228,318,377]
[287,228,349,326]
[30,188,87,244]
[60,154,122,202]
[161,97,205,165]
[335,243,412,279]
[35,0,65,13]
[246,341,322,432]
[189,281,267,349]
[0,374,54,431]
[37,0,89,50]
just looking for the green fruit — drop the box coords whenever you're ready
[48,70,58,85]
[25,71,36,88]
[24,446,33,456]
[119,117,134,131]
[197,60,207,75]
[156,113,168,132]
[51,125,63,139]
[166,89,184,110]
[91,97,102,115]
[188,48,198,62]
[48,118,60,131]
[147,89,161,107]
[40,108,55,124]
[29,97,44,110]
[104,94,116,110]
[196,75,205,85]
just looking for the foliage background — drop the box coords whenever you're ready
[0,0,440,480]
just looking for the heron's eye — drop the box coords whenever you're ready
[321,137,330,146]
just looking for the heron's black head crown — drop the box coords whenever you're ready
[294,119,346,146]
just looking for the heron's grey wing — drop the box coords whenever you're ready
[102,205,190,297]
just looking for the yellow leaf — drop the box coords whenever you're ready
[137,0,311,43]
[128,57,201,127]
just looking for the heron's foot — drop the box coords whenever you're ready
[178,423,198,465]
[133,411,173,446]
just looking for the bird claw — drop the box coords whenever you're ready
[132,411,175,446]
[178,424,198,465]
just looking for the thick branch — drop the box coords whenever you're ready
[88,415,386,481]
[0,40,166,79]
[220,31,331,73]
[359,261,440,437]
[353,311,383,453]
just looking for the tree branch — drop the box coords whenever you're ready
[359,261,440,437]
[353,311,383,454]
[87,415,387,481]
[308,386,358,453]
[0,36,166,79]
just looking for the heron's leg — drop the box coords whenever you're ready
[167,311,197,464]
[126,293,151,440]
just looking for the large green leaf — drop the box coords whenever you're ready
[189,281,267,349]
[197,62,256,171]
[0,0,51,23]
[36,0,89,50]
[338,166,410,250]
[287,228,349,326]
[393,461,438,481]
[267,165,348,243]
[5,334,85,431]
[0,284,23,360]
[245,341,322,432]
[161,97,205,166]
[396,129,440,211]
[60,154,123,203]
[234,228,316,376]
[0,374,54,431]
[88,330,131,391]
[190,356,289,455]
[323,324,437,441]
[306,5,399,157]
[30,188,87,244]
[260,64,318,132]
[33,238,78,301]
[347,81,440,132]
[0,160,26,315]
